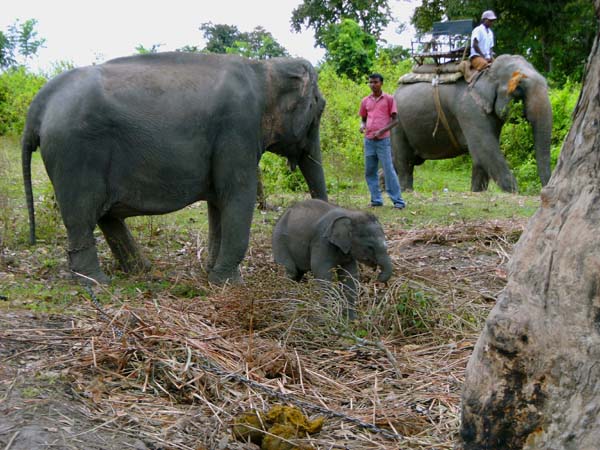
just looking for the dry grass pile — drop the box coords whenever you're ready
[2,219,526,449]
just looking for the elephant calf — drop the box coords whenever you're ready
[272,199,393,317]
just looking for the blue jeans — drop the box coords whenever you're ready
[364,137,405,206]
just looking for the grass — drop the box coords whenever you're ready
[0,134,541,448]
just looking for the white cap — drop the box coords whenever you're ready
[481,10,497,20]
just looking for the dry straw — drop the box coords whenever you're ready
[1,219,525,449]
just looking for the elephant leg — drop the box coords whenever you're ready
[471,163,490,192]
[98,216,150,274]
[286,266,306,282]
[256,167,268,210]
[336,261,360,320]
[391,127,415,191]
[52,177,109,284]
[275,251,306,281]
[207,152,258,283]
[460,122,517,192]
[311,251,358,316]
[206,201,221,272]
[208,198,254,284]
[62,214,108,285]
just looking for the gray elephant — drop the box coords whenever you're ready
[272,199,393,317]
[22,52,328,284]
[392,54,552,192]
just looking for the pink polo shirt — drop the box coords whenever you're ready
[359,93,397,139]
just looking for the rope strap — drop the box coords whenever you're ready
[432,78,461,151]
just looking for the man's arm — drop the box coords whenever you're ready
[472,37,484,58]
[373,112,399,139]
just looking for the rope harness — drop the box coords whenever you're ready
[431,76,461,152]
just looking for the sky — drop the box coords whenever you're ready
[1,0,417,72]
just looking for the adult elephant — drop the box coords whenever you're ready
[22,52,328,284]
[392,54,552,192]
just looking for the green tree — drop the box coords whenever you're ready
[377,44,411,64]
[291,0,393,48]
[226,27,289,59]
[323,18,376,81]
[200,22,241,54]
[0,31,15,68]
[411,0,596,83]
[1,19,45,69]
[135,43,163,54]
[199,23,288,59]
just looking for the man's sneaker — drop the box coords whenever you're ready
[393,202,406,210]
[370,202,383,208]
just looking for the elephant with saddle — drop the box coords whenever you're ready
[22,52,328,284]
[392,54,552,192]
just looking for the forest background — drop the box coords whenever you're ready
[0,0,595,199]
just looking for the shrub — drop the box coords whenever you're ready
[0,67,46,135]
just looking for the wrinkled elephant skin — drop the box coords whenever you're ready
[22,52,328,285]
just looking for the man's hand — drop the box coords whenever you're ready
[359,122,366,134]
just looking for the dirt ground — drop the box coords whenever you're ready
[0,218,524,450]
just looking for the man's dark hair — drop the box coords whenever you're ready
[368,73,384,83]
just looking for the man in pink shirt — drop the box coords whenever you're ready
[359,73,406,209]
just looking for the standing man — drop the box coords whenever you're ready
[358,73,406,209]
[470,10,497,71]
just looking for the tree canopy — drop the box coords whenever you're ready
[291,0,393,48]
[0,19,45,69]
[322,18,377,81]
[411,0,596,83]
[198,22,288,59]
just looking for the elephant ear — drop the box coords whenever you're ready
[325,216,353,255]
[289,65,316,140]
[273,60,316,139]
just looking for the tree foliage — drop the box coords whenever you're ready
[0,19,45,69]
[411,0,596,83]
[135,43,163,54]
[323,19,377,81]
[199,22,288,59]
[291,0,393,48]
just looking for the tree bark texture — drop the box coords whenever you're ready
[459,3,600,449]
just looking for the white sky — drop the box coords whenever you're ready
[1,0,417,72]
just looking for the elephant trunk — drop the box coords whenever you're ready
[376,252,393,283]
[525,85,553,186]
[298,130,328,201]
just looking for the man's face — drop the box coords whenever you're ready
[368,77,383,94]
[483,18,496,28]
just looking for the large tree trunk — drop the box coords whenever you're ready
[459,4,600,449]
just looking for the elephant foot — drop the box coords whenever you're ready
[68,245,110,285]
[285,267,306,282]
[119,256,152,274]
[71,270,111,286]
[208,266,242,285]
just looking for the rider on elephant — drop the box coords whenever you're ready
[470,10,497,73]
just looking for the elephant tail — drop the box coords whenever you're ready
[22,122,39,245]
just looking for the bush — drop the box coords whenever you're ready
[0,67,46,135]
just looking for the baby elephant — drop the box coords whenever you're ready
[272,199,393,316]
